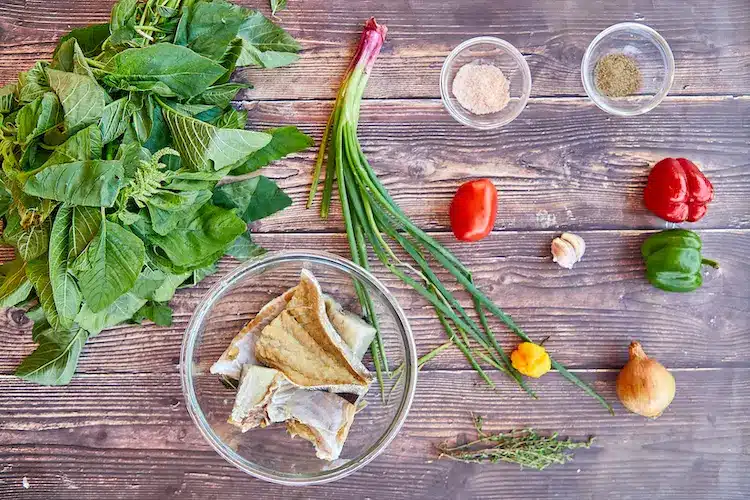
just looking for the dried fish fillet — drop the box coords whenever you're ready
[285,391,356,461]
[209,287,297,380]
[228,365,288,431]
[324,296,377,360]
[255,270,373,396]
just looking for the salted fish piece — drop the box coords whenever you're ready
[284,391,356,461]
[228,365,288,432]
[324,295,377,360]
[254,269,373,396]
[209,287,297,380]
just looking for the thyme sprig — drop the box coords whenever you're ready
[437,415,594,470]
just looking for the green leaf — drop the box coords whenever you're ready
[133,203,245,269]
[38,124,103,171]
[132,301,173,326]
[146,189,212,235]
[16,93,62,144]
[3,212,50,261]
[102,43,227,99]
[69,206,102,260]
[47,68,109,132]
[181,262,218,288]
[185,0,248,60]
[214,108,247,130]
[212,175,292,223]
[99,97,131,144]
[271,0,288,15]
[26,256,60,329]
[151,271,191,302]
[52,39,94,77]
[0,258,33,308]
[0,83,17,114]
[110,0,138,33]
[162,170,222,191]
[54,23,110,59]
[15,328,88,386]
[236,11,301,68]
[71,219,145,312]
[227,231,265,260]
[76,292,146,336]
[160,99,271,171]
[17,62,50,104]
[190,83,247,108]
[216,38,244,85]
[49,205,82,328]
[23,160,124,207]
[230,126,312,175]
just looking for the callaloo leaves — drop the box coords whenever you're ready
[1,0,311,386]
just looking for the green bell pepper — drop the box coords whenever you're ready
[641,229,719,292]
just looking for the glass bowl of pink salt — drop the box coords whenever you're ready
[440,36,532,130]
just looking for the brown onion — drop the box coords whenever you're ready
[616,341,675,418]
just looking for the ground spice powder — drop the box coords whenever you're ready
[452,63,510,115]
[594,53,642,97]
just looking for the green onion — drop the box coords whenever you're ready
[308,18,613,414]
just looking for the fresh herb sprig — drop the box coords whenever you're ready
[0,0,312,386]
[307,18,613,413]
[438,415,594,470]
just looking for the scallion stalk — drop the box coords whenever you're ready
[308,18,613,414]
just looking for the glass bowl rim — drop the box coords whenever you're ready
[180,250,418,486]
[440,36,532,130]
[581,22,675,117]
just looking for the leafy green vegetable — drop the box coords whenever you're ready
[132,301,173,326]
[271,0,288,16]
[227,231,265,260]
[47,69,109,132]
[230,126,312,175]
[76,292,146,335]
[16,92,62,144]
[48,205,82,328]
[133,203,245,270]
[15,328,88,385]
[236,11,301,68]
[26,256,60,328]
[1,0,310,386]
[71,219,145,312]
[213,175,292,223]
[160,99,271,171]
[3,212,50,261]
[0,258,33,308]
[102,43,227,99]
[23,160,124,207]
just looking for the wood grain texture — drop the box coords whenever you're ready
[0,0,748,498]
[0,0,748,98]
[0,369,747,499]
[246,97,750,232]
[1,230,747,375]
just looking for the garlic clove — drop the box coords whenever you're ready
[551,232,586,269]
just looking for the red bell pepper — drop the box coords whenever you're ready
[449,179,497,242]
[643,158,714,223]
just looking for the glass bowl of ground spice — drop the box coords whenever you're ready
[440,37,531,129]
[582,23,674,116]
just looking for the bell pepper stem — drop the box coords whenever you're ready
[701,258,719,269]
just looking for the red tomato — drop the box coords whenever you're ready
[449,179,498,242]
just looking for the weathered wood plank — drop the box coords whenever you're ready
[0,0,748,98]
[0,369,747,499]
[245,97,750,232]
[1,230,746,375]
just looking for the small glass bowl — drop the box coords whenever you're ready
[582,22,675,116]
[181,251,417,485]
[440,36,532,129]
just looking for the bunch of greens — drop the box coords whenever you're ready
[308,18,612,413]
[0,0,312,385]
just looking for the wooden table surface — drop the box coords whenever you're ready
[1,0,749,498]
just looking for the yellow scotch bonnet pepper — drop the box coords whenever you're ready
[511,342,551,378]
